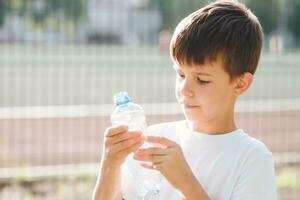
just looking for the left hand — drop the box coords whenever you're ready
[133,136,195,191]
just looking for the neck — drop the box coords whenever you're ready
[187,108,237,135]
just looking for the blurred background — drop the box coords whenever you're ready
[0,0,299,199]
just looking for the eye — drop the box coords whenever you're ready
[197,78,210,85]
[177,71,185,78]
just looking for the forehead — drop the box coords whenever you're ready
[173,56,226,76]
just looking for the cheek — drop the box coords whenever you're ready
[195,86,211,103]
[199,86,223,111]
[175,79,181,100]
[207,85,233,109]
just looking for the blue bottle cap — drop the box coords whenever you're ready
[113,91,131,106]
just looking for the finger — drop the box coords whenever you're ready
[134,147,168,156]
[105,132,143,147]
[111,131,143,144]
[118,140,144,156]
[114,136,144,152]
[134,154,167,164]
[140,162,161,171]
[105,125,128,137]
[146,136,177,147]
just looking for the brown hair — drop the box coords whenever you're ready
[170,0,263,80]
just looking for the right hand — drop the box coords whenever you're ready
[101,125,145,168]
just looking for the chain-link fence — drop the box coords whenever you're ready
[0,0,299,199]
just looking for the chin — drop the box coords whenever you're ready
[183,110,203,122]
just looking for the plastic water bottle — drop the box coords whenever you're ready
[111,91,163,199]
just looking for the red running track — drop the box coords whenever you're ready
[0,111,299,167]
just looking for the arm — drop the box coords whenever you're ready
[92,125,144,200]
[92,161,122,200]
[178,173,210,200]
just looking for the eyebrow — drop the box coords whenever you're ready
[173,65,213,77]
[196,72,212,77]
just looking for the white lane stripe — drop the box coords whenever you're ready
[0,99,299,119]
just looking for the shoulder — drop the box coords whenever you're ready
[235,131,275,177]
[231,131,277,199]
[238,131,273,160]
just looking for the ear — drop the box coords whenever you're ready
[233,72,253,96]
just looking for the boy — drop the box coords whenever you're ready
[93,0,277,199]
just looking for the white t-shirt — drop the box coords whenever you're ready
[121,120,277,200]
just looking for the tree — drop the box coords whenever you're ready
[243,0,280,35]
[151,0,280,35]
[149,0,206,31]
[32,0,86,25]
[0,1,4,26]
[287,0,300,44]
[2,0,87,27]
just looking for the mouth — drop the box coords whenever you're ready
[183,103,199,109]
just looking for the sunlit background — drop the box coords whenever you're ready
[0,0,299,199]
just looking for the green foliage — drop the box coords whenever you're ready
[150,0,207,31]
[287,0,300,42]
[4,0,31,16]
[2,0,87,27]
[0,0,5,26]
[44,0,86,24]
[151,0,280,35]
[243,0,280,35]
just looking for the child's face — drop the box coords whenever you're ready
[174,56,237,125]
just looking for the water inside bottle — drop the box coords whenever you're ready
[111,111,146,131]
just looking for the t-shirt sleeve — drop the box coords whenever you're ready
[231,147,277,200]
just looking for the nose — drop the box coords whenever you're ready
[180,79,194,98]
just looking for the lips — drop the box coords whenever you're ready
[183,103,199,109]
[178,99,199,109]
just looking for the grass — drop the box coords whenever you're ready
[276,165,300,199]
[0,164,299,200]
[277,166,300,190]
